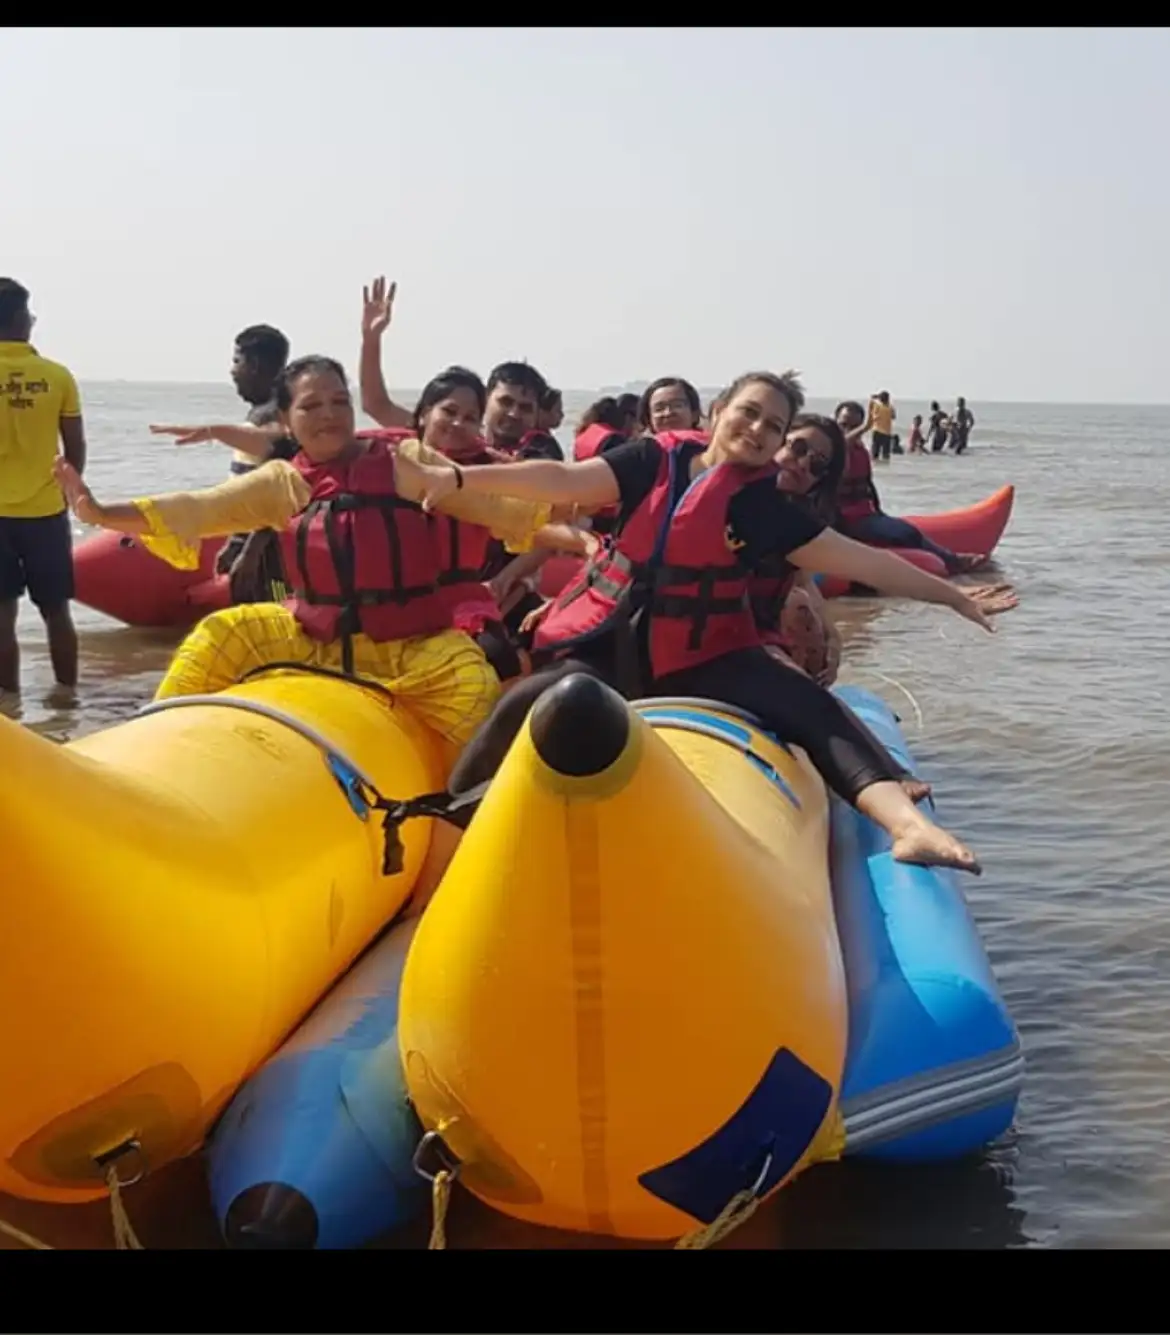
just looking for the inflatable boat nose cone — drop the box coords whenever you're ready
[528,673,631,778]
[223,1182,320,1249]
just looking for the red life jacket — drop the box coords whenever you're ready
[572,424,627,531]
[836,441,877,521]
[748,563,797,637]
[356,428,515,633]
[574,423,625,461]
[280,436,450,654]
[432,445,511,634]
[531,432,774,680]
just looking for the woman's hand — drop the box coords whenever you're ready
[519,598,553,635]
[362,276,396,340]
[952,581,1019,631]
[150,424,214,446]
[54,458,102,525]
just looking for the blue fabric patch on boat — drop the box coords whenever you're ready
[637,1047,833,1224]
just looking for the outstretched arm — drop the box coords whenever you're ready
[788,527,1018,630]
[404,453,621,512]
[150,422,284,459]
[55,461,151,534]
[53,458,310,566]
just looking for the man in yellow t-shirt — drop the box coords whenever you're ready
[0,278,88,709]
[868,390,896,462]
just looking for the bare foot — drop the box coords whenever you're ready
[891,817,981,875]
[900,777,932,802]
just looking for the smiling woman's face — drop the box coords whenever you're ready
[420,385,483,456]
[280,368,355,461]
[709,381,794,467]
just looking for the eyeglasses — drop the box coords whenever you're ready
[784,436,831,479]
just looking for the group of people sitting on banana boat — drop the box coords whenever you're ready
[53,274,1019,905]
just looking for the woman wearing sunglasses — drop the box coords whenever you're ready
[746,411,846,686]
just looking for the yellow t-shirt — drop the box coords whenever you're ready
[0,341,82,518]
[869,399,894,435]
[132,440,553,571]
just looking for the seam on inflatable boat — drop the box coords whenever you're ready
[565,800,614,1237]
[841,1050,1025,1148]
[137,694,380,790]
[844,1058,1025,1143]
[842,1060,1025,1151]
[843,1051,1025,1134]
[841,1040,1022,1118]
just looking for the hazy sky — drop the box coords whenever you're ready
[6,27,1168,403]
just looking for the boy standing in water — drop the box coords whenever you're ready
[907,414,926,453]
[0,278,88,713]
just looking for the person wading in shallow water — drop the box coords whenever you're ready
[0,277,89,714]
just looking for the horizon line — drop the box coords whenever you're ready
[72,378,1170,410]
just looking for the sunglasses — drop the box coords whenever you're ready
[784,436,831,479]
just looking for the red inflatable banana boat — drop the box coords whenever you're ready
[72,530,231,628]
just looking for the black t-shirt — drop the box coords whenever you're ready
[246,398,280,428]
[600,436,825,571]
[516,430,563,462]
[269,436,300,462]
[230,398,296,475]
[548,438,824,685]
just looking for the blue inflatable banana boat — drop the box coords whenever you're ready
[206,916,426,1249]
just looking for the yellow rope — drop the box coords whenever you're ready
[0,1216,54,1250]
[105,1167,144,1250]
[673,1186,762,1249]
[428,1169,454,1249]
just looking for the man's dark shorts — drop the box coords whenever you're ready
[0,511,75,610]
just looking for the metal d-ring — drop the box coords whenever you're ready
[748,1149,775,1199]
[93,1137,148,1189]
[411,1129,461,1184]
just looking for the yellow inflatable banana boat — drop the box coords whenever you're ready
[399,673,849,1242]
[0,669,447,1205]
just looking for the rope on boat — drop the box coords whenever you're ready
[866,670,926,733]
[0,1170,143,1251]
[428,1171,454,1249]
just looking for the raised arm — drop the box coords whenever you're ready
[359,276,414,429]
[788,527,1018,630]
[842,400,875,444]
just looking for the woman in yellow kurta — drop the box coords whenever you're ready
[54,355,551,751]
